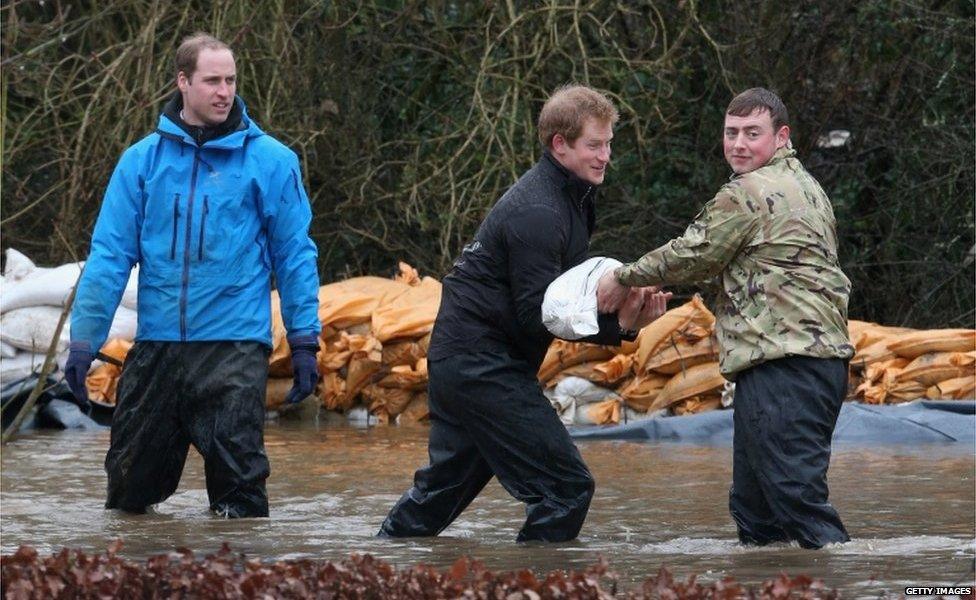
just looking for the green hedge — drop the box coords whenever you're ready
[3,0,973,327]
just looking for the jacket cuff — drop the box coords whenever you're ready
[287,334,319,351]
[69,341,93,354]
[577,312,624,347]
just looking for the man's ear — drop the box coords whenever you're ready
[775,125,791,149]
[177,71,190,94]
[551,133,567,156]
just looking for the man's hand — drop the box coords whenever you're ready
[597,269,629,313]
[618,287,673,332]
[64,341,94,414]
[285,335,320,405]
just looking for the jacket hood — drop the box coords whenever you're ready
[156,93,264,149]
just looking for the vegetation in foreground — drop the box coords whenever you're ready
[0,542,839,599]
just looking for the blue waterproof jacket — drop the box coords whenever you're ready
[72,98,320,352]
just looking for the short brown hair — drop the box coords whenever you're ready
[175,32,232,80]
[726,87,789,130]
[538,84,619,149]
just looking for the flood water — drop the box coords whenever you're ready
[1,418,973,597]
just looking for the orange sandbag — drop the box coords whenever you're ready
[318,346,352,372]
[643,335,719,375]
[887,329,976,359]
[398,392,430,424]
[320,371,349,411]
[672,395,722,416]
[885,379,927,403]
[851,339,897,370]
[319,332,385,410]
[592,354,634,386]
[617,373,671,412]
[345,356,383,396]
[634,295,715,372]
[377,361,428,391]
[371,277,442,342]
[86,363,121,405]
[895,352,975,387]
[99,338,133,363]
[319,331,382,373]
[858,366,926,404]
[362,384,414,416]
[334,332,383,361]
[382,341,425,367]
[926,375,976,400]
[545,361,605,388]
[418,332,432,355]
[394,261,421,286]
[318,277,411,330]
[854,359,901,404]
[265,377,294,411]
[860,358,910,386]
[538,340,615,383]
[847,321,915,351]
[576,398,621,425]
[613,339,639,356]
[648,362,724,412]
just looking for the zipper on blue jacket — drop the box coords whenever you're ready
[170,193,181,260]
[180,149,201,341]
[198,196,209,261]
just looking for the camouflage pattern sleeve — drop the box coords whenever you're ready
[614,189,758,287]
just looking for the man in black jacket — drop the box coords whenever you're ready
[378,85,669,542]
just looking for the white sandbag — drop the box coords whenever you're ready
[0,260,83,313]
[0,306,70,353]
[0,340,16,358]
[120,265,139,310]
[548,376,621,426]
[542,256,621,340]
[3,248,37,282]
[1,352,49,385]
[106,306,138,341]
[554,376,618,405]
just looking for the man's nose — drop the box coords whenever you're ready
[599,145,611,162]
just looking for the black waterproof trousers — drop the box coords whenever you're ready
[729,355,850,549]
[104,341,271,518]
[379,351,595,542]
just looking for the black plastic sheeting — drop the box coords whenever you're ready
[571,400,976,445]
[1,375,107,432]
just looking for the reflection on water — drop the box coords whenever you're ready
[1,420,973,595]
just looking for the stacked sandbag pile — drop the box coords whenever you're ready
[0,249,138,397]
[537,295,725,425]
[37,250,969,425]
[267,263,438,424]
[848,321,976,403]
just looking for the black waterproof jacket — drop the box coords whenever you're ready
[428,152,625,370]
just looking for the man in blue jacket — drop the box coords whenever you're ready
[379,85,669,542]
[64,33,321,518]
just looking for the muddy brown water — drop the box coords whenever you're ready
[1,418,973,596]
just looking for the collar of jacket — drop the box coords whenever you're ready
[540,150,597,234]
[729,146,797,181]
[156,93,262,150]
[540,150,599,208]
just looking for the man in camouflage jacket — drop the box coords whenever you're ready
[598,88,854,549]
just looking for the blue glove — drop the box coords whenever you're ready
[284,334,320,405]
[64,341,94,414]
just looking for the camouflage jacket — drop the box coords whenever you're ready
[615,147,855,379]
